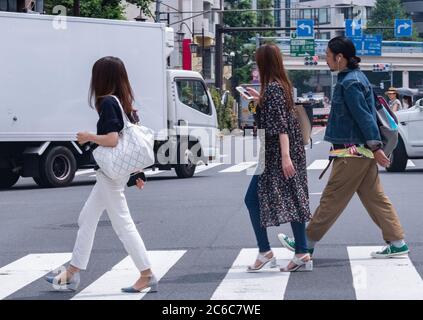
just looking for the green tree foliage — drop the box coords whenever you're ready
[223,0,275,89]
[44,0,125,19]
[257,0,274,37]
[223,0,257,86]
[210,86,235,130]
[44,0,154,20]
[367,0,421,40]
[126,0,155,19]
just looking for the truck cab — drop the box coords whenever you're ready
[159,70,218,178]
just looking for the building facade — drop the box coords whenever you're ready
[272,0,376,39]
[401,0,423,37]
[125,0,223,85]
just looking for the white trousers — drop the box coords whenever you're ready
[70,170,151,271]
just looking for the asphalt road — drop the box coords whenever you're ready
[1,128,423,300]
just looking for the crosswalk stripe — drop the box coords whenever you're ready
[75,169,95,177]
[72,250,186,300]
[347,246,423,300]
[308,159,417,171]
[219,162,257,173]
[312,128,325,135]
[307,160,329,170]
[211,248,293,300]
[88,169,168,178]
[195,163,224,174]
[144,170,166,176]
[0,253,72,300]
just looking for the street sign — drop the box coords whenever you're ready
[362,35,382,56]
[296,19,314,38]
[395,19,413,37]
[290,39,315,57]
[346,19,362,38]
[351,35,382,56]
[351,37,364,54]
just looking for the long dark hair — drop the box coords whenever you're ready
[328,36,361,69]
[255,43,294,111]
[89,56,135,115]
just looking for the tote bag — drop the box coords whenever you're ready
[92,95,155,179]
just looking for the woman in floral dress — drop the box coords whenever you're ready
[243,44,312,272]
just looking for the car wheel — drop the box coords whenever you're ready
[35,146,77,187]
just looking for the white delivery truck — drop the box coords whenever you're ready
[0,12,218,188]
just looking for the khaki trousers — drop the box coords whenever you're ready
[306,157,405,242]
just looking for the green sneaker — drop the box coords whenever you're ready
[277,233,314,256]
[370,244,409,259]
[277,233,295,252]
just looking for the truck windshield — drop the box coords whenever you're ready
[176,79,211,115]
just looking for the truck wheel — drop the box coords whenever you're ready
[0,169,20,189]
[175,142,196,178]
[35,146,77,187]
[386,138,408,172]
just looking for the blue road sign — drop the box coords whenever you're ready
[395,19,413,37]
[362,35,382,56]
[351,37,364,54]
[351,35,382,56]
[297,19,314,38]
[346,19,362,38]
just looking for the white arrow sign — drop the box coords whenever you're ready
[351,19,362,36]
[398,22,411,34]
[299,23,312,34]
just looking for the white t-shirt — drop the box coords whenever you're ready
[389,98,403,111]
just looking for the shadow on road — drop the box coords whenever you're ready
[0,175,205,192]
[380,168,423,175]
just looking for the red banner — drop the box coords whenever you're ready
[182,39,192,70]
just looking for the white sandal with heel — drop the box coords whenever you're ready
[247,251,277,272]
[280,254,313,272]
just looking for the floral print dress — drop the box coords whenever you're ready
[255,81,311,227]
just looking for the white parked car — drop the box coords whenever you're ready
[386,98,423,172]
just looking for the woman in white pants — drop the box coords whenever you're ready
[46,56,156,293]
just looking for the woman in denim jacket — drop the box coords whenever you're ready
[278,36,409,259]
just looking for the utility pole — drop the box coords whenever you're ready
[215,24,224,91]
[390,65,394,88]
[73,0,80,16]
[155,0,161,23]
[202,26,205,77]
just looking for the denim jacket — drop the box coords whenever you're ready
[324,68,382,151]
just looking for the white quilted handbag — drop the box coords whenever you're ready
[92,95,155,180]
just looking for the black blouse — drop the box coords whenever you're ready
[91,96,139,171]
[96,96,139,135]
